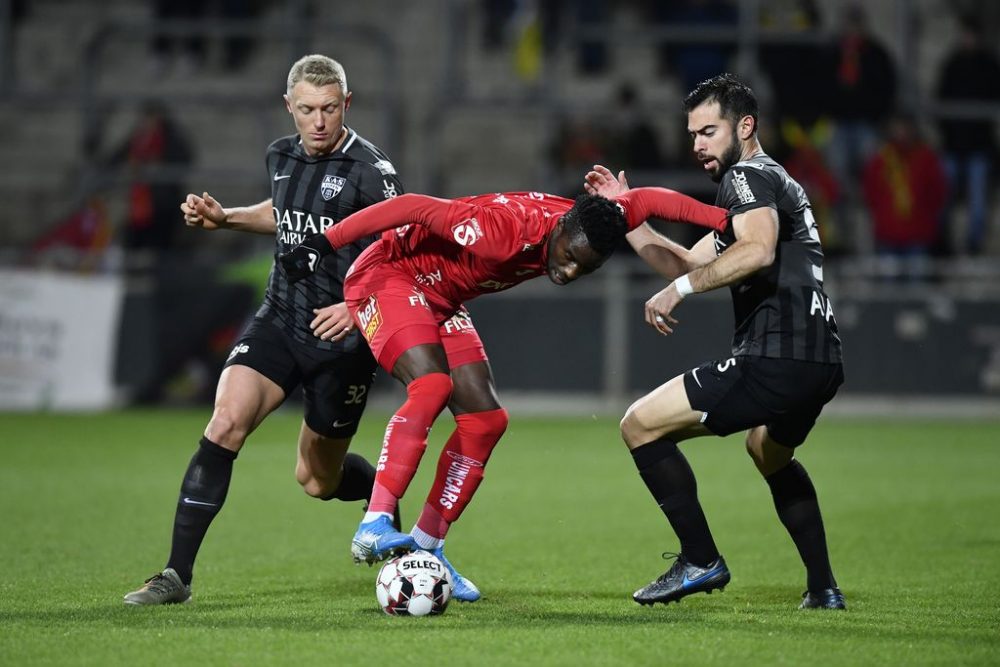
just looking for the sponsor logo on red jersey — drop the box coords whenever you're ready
[357,295,381,340]
[451,217,483,246]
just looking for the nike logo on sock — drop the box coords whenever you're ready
[182,497,218,507]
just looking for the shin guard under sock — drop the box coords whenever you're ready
[368,372,453,514]
[166,437,237,585]
[766,459,836,592]
[631,436,720,567]
[417,408,508,539]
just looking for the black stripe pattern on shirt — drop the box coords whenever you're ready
[715,154,842,363]
[258,130,405,352]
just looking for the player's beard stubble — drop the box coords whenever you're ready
[709,130,743,183]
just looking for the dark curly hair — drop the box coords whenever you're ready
[562,194,628,259]
[683,73,758,134]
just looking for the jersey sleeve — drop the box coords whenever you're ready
[324,193,517,261]
[717,166,779,215]
[615,187,728,232]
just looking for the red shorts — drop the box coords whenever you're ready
[344,243,488,374]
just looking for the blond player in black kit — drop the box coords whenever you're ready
[586,73,845,610]
[125,55,403,605]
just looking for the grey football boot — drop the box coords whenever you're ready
[123,568,192,605]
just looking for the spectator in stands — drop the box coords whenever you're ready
[29,195,113,273]
[756,1,844,250]
[779,120,843,253]
[110,101,194,256]
[481,0,607,76]
[824,3,898,255]
[105,102,197,402]
[826,3,897,180]
[934,15,1000,256]
[862,113,948,278]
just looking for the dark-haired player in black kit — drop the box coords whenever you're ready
[586,73,845,610]
[124,55,404,605]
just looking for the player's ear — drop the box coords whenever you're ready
[343,91,352,112]
[739,115,755,140]
[283,94,293,115]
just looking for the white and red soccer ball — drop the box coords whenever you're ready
[376,550,453,616]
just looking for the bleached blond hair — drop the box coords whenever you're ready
[286,55,348,95]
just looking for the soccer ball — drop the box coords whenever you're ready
[375,550,453,616]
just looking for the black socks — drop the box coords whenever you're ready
[320,453,376,502]
[166,437,237,585]
[766,459,837,592]
[631,437,720,567]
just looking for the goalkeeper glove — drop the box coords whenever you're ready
[278,234,334,283]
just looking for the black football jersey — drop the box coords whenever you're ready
[257,128,404,352]
[714,153,842,363]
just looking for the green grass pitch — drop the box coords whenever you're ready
[1,410,998,666]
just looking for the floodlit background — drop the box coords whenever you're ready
[0,0,998,416]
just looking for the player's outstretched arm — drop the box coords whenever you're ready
[617,187,728,232]
[181,193,275,234]
[644,207,778,335]
[630,227,717,280]
[279,193,480,283]
[585,164,728,232]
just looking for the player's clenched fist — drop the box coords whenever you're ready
[180,192,227,230]
[279,233,335,283]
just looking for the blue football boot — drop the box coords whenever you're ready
[430,547,481,602]
[351,515,417,565]
[633,552,730,605]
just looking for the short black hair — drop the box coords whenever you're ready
[562,194,627,259]
[683,73,758,134]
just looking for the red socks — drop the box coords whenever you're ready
[415,408,509,540]
[367,373,453,514]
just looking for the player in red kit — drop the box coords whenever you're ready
[280,187,728,602]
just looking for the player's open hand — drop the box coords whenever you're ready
[645,283,683,335]
[181,192,227,230]
[584,165,630,199]
[311,303,356,342]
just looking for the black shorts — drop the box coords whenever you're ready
[683,355,844,447]
[224,317,377,438]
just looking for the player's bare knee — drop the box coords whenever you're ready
[205,409,249,450]
[300,475,334,498]
[620,409,649,449]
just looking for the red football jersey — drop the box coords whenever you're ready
[327,188,726,307]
